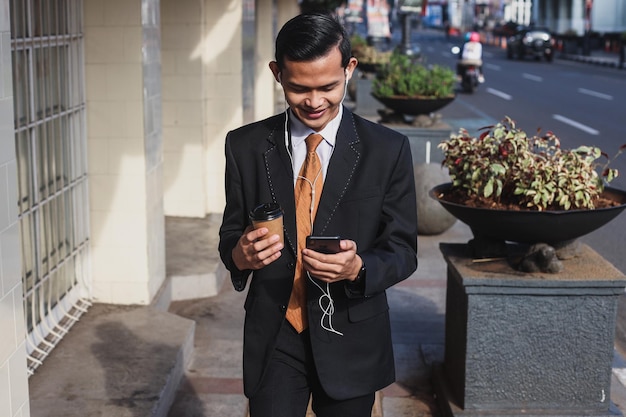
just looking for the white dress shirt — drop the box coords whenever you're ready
[287,106,342,186]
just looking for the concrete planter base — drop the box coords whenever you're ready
[434,243,626,416]
[414,163,456,235]
[383,122,451,165]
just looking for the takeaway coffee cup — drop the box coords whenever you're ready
[249,203,284,244]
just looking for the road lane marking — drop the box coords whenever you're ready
[578,88,613,100]
[553,114,599,135]
[522,73,543,82]
[484,63,501,71]
[486,88,512,100]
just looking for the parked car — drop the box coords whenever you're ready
[493,21,522,38]
[507,27,554,62]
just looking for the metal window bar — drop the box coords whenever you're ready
[10,0,91,375]
[24,240,91,374]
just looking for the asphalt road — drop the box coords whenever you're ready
[410,30,626,275]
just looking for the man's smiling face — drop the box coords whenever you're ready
[271,46,357,132]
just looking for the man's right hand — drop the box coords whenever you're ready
[232,226,283,271]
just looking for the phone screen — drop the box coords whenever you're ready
[306,236,341,254]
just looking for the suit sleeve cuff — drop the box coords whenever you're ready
[344,261,366,298]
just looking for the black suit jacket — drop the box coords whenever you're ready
[218,108,418,400]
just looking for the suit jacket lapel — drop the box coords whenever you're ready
[314,110,361,235]
[263,115,299,257]
[264,110,361,249]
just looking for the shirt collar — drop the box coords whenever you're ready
[288,106,343,149]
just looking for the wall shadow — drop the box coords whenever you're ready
[92,320,180,416]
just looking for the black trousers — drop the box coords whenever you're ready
[248,322,375,417]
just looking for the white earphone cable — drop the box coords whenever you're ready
[297,172,343,336]
[284,102,344,337]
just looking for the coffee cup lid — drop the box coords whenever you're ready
[249,203,283,221]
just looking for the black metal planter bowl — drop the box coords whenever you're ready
[430,183,626,245]
[372,95,455,116]
[357,62,384,74]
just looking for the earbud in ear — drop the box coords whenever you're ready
[341,71,349,102]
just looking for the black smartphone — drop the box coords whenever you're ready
[306,236,341,254]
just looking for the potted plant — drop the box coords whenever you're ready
[432,118,626,417]
[430,116,626,266]
[351,34,392,74]
[371,50,456,119]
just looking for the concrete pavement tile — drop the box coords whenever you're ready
[168,392,248,417]
[382,395,438,417]
[186,339,243,378]
[421,344,444,366]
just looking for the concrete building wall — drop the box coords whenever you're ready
[85,0,165,304]
[538,0,626,34]
[161,0,244,217]
[571,0,584,34]
[592,0,626,33]
[0,0,31,414]
[537,0,574,34]
[254,0,300,119]
[202,0,243,214]
[161,0,206,217]
[255,0,277,122]
[142,0,166,301]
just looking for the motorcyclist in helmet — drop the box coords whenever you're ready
[457,31,485,83]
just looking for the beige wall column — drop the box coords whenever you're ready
[202,0,244,214]
[162,0,244,216]
[272,0,299,113]
[0,0,31,414]
[254,0,276,121]
[161,0,206,217]
[85,0,166,304]
[276,0,300,29]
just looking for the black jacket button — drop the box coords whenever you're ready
[279,305,287,312]
[287,262,295,270]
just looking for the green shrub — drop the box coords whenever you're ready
[351,34,392,66]
[372,51,456,99]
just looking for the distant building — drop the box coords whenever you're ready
[535,0,626,35]
[422,1,625,36]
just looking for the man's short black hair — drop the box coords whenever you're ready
[274,12,352,70]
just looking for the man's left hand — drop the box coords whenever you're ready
[302,239,362,283]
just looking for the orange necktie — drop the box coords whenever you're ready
[286,133,324,333]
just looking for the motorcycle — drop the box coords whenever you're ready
[451,46,480,94]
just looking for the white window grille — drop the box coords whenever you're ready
[10,0,91,375]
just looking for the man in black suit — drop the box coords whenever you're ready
[219,12,417,417]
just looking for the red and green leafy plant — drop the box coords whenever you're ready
[438,116,626,211]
